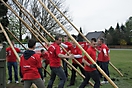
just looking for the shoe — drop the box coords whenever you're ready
[7,80,12,84]
[15,81,19,84]
[101,81,108,84]
[105,81,108,83]
[67,84,74,87]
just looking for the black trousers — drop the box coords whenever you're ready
[62,59,68,78]
[43,64,48,77]
[79,70,100,88]
[69,63,85,85]
[97,61,110,81]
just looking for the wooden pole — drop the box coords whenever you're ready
[6,28,27,50]
[38,0,118,87]
[49,0,123,77]
[109,62,123,77]
[13,0,54,41]
[0,23,20,62]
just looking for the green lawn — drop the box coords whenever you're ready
[6,49,132,88]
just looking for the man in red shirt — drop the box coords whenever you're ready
[20,39,45,88]
[78,41,89,51]
[47,36,74,88]
[61,38,85,86]
[61,35,72,78]
[6,41,20,84]
[79,38,100,88]
[97,38,110,84]
[40,49,49,78]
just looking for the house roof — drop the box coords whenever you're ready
[85,31,104,40]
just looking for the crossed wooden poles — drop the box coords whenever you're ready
[48,0,123,77]
[1,0,94,86]
[0,0,123,88]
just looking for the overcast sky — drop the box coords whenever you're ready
[65,0,132,35]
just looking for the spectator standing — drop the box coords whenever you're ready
[97,38,110,84]
[6,40,20,84]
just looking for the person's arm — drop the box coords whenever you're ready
[58,54,74,59]
[108,49,110,53]
[82,58,97,68]
[103,48,107,56]
[82,58,90,66]
[61,43,68,48]
[74,55,82,58]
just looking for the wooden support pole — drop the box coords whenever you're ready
[109,62,123,77]
[6,28,27,50]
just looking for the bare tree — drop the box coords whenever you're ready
[36,0,73,37]
[7,0,30,40]
[7,0,72,39]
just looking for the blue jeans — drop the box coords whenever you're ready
[47,66,66,88]
[7,62,18,81]
[79,70,100,88]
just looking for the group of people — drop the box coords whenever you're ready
[6,35,110,88]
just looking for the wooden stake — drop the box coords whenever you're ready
[109,62,123,77]
[6,28,27,50]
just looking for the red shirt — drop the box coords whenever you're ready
[20,54,42,80]
[40,51,50,64]
[79,42,89,51]
[68,45,82,64]
[97,45,102,61]
[100,44,110,62]
[6,47,20,62]
[62,42,72,54]
[48,42,61,67]
[84,46,96,71]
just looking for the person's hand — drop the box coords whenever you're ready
[69,54,74,59]
[104,53,108,57]
[90,64,97,68]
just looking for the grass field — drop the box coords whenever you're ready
[6,49,132,88]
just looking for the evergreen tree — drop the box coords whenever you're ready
[0,0,9,43]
